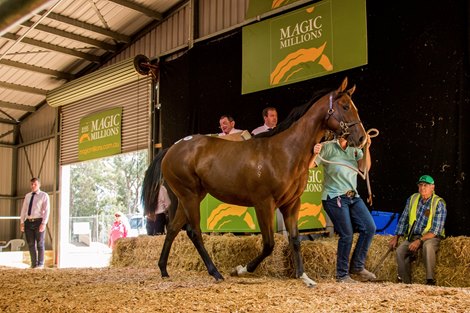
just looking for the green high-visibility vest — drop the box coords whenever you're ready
[409,193,445,237]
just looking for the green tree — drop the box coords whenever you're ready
[70,150,148,217]
[109,151,148,215]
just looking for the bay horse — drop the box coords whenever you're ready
[142,77,367,287]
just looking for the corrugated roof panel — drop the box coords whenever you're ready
[62,1,126,27]
[0,88,45,105]
[0,0,186,131]
[0,39,14,54]
[14,25,106,57]
[1,65,64,90]
[0,107,25,122]
[53,0,88,14]
[4,38,89,71]
[55,0,98,20]
[5,44,50,63]
[0,88,45,106]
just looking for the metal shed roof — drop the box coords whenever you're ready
[0,0,184,136]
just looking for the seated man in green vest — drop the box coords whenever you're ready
[389,175,447,285]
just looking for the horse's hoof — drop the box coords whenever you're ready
[300,272,317,288]
[230,265,247,277]
[214,276,225,283]
[307,281,317,288]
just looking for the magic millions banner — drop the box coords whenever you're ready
[78,107,122,161]
[200,166,327,233]
[242,0,367,94]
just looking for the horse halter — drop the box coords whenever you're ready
[325,93,362,138]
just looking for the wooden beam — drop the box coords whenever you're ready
[0,100,36,112]
[21,21,117,52]
[46,12,130,43]
[0,59,74,80]
[108,0,163,20]
[3,33,101,62]
[0,81,48,95]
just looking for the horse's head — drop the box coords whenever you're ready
[325,77,367,148]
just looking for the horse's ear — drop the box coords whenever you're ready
[347,84,356,96]
[338,77,348,93]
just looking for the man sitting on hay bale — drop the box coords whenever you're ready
[389,174,447,285]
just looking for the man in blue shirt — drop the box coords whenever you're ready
[389,175,447,285]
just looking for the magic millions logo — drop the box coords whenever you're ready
[270,4,333,86]
[78,107,122,161]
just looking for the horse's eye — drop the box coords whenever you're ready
[343,103,350,110]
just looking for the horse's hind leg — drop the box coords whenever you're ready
[232,204,275,276]
[158,202,187,278]
[182,199,224,282]
[281,199,316,288]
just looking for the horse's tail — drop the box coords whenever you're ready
[141,148,169,217]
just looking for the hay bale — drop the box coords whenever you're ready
[111,233,470,287]
[432,236,470,287]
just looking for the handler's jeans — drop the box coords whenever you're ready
[396,237,440,284]
[322,195,376,279]
[24,218,45,268]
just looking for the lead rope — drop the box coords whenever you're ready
[316,128,379,205]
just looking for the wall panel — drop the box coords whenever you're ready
[16,140,56,195]
[0,147,13,195]
[20,105,57,143]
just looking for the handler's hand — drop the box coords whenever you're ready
[366,134,372,147]
[39,224,46,233]
[313,143,322,155]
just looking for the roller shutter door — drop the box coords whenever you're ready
[60,76,152,165]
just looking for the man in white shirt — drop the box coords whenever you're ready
[251,107,278,135]
[20,177,50,268]
[218,115,242,136]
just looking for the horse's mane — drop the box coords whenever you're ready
[253,88,333,138]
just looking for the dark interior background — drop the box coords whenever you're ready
[159,0,470,236]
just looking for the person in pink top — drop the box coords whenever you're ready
[108,211,129,249]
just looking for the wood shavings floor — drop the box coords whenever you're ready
[1,267,469,313]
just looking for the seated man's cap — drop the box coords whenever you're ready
[417,175,434,185]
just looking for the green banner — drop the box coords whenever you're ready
[242,0,367,94]
[246,0,306,19]
[78,107,122,161]
[200,166,327,232]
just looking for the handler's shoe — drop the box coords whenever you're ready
[350,268,377,282]
[336,276,358,283]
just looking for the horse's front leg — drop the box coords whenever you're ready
[185,225,224,282]
[281,199,317,288]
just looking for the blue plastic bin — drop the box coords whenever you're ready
[371,211,399,235]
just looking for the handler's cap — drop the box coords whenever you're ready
[417,175,434,185]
